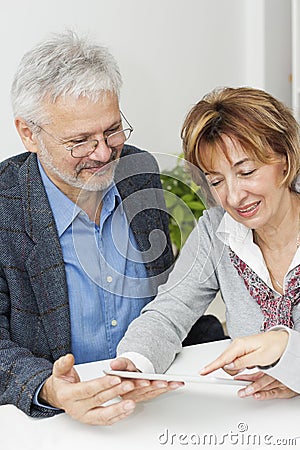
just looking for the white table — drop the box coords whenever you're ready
[1,340,299,450]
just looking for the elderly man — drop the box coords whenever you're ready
[0,30,178,425]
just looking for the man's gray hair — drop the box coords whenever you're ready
[10,30,122,125]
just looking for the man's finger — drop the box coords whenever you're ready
[121,381,183,402]
[88,380,136,408]
[84,399,136,426]
[53,354,75,377]
[60,374,123,401]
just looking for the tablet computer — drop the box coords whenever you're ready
[104,370,250,386]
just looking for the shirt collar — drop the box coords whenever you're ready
[216,210,300,288]
[216,211,252,245]
[38,159,122,237]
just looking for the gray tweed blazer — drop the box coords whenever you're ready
[0,145,173,417]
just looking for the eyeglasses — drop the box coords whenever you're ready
[30,111,133,158]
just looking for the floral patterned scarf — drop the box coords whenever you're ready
[229,249,300,331]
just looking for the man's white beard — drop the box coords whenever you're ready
[37,137,118,192]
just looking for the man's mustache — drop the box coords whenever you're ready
[76,148,119,173]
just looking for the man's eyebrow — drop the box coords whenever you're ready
[105,118,122,130]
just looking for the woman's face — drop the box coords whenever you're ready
[203,137,289,230]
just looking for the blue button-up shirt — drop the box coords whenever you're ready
[38,161,152,364]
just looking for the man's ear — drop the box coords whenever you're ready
[14,118,39,153]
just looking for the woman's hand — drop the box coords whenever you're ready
[199,330,299,400]
[201,330,289,376]
[234,371,297,400]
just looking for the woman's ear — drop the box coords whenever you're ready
[14,118,39,153]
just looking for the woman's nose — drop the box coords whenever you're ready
[227,187,246,208]
[226,180,247,207]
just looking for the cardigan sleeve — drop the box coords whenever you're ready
[262,326,300,394]
[117,210,221,373]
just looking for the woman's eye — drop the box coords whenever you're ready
[240,169,256,176]
[209,179,222,187]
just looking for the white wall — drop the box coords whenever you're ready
[0,0,291,163]
[265,0,292,106]
[292,0,300,121]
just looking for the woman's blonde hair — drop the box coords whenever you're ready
[181,87,300,189]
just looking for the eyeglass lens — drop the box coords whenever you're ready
[71,129,132,157]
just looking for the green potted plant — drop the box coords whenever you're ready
[160,154,206,256]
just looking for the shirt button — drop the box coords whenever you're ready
[111,319,118,327]
[107,276,113,283]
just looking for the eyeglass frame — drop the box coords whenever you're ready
[29,111,134,158]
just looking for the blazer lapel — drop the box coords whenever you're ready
[115,149,171,278]
[19,154,71,360]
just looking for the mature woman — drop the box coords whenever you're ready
[113,87,300,400]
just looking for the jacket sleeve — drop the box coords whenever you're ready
[117,146,174,282]
[0,154,71,418]
[0,269,61,418]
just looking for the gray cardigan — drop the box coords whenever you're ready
[118,207,300,380]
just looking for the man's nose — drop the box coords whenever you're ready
[88,139,112,162]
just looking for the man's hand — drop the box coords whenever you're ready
[110,357,183,403]
[39,354,137,425]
